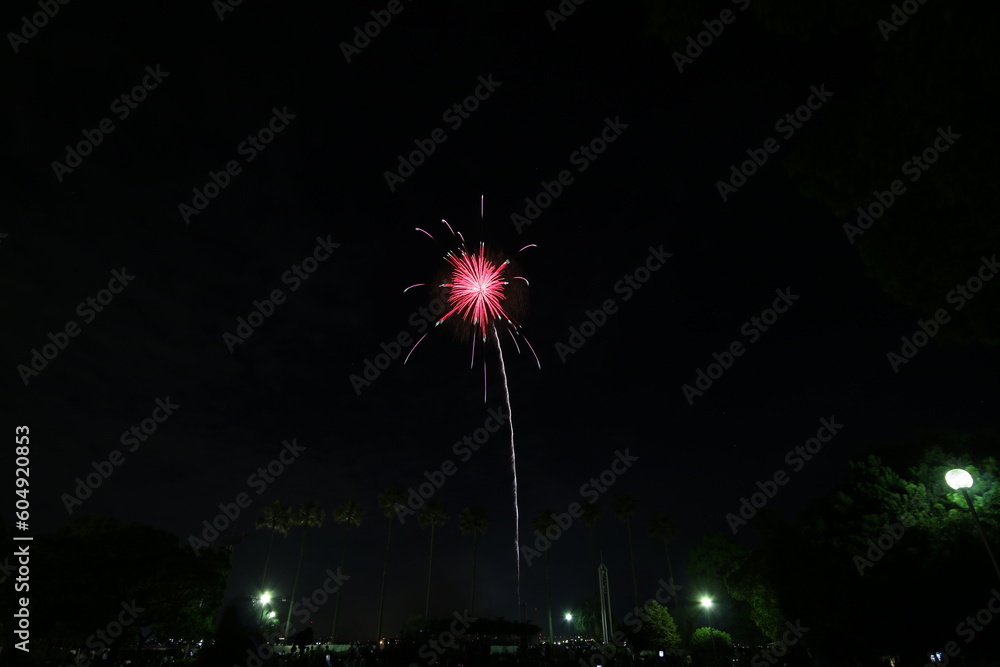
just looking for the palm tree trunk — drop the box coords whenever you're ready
[626,518,638,609]
[331,525,351,642]
[662,538,676,607]
[470,532,478,615]
[425,524,435,617]
[588,526,597,598]
[545,551,553,642]
[376,517,393,640]
[284,527,308,637]
[260,526,277,591]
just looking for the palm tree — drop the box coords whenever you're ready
[579,501,602,593]
[612,493,640,609]
[331,500,364,642]
[283,501,326,636]
[418,499,450,618]
[532,509,557,643]
[648,512,677,606]
[375,487,406,641]
[256,500,291,593]
[458,506,488,614]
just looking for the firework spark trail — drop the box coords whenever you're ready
[405,199,537,612]
[494,325,520,610]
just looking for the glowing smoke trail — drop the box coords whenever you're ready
[494,325,520,609]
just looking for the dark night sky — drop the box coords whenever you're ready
[4,0,996,643]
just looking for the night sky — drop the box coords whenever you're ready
[5,0,997,644]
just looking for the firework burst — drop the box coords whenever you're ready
[404,196,539,610]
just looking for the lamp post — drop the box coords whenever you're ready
[564,613,573,642]
[946,469,1000,584]
[700,597,719,666]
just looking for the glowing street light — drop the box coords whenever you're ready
[260,592,272,606]
[565,613,573,622]
[946,468,1000,584]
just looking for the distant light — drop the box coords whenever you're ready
[946,469,974,490]
[260,592,272,605]
[700,597,713,608]
[565,613,573,621]
[268,611,276,618]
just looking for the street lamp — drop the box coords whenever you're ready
[700,597,719,666]
[260,592,272,606]
[946,468,1000,584]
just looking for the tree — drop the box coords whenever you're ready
[531,509,557,642]
[629,600,681,651]
[611,493,640,609]
[283,501,326,636]
[375,487,406,640]
[331,499,364,642]
[570,596,603,641]
[418,499,450,617]
[648,512,677,606]
[580,501,602,594]
[690,627,733,667]
[458,505,488,614]
[256,499,291,593]
[725,430,1000,662]
[17,516,228,665]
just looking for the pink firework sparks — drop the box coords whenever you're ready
[404,196,538,612]
[440,245,510,341]
[404,202,540,374]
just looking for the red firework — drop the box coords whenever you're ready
[403,198,540,373]
[402,197,538,612]
[441,245,509,341]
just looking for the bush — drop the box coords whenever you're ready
[690,626,734,667]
